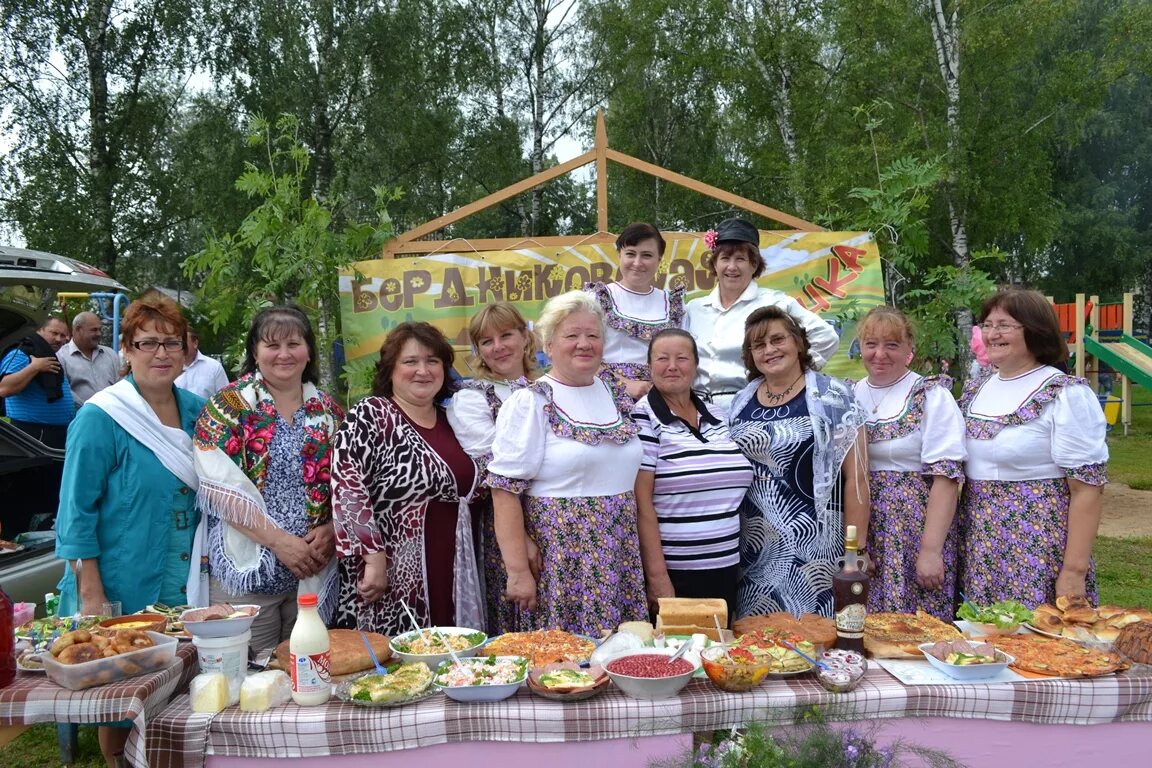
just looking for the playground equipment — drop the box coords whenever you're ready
[57,290,129,348]
[1072,292,1151,435]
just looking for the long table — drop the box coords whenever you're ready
[0,643,198,767]
[146,664,1152,768]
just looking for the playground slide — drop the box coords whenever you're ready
[1084,334,1152,390]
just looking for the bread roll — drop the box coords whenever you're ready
[274,629,391,677]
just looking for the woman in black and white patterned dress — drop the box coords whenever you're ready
[727,306,869,619]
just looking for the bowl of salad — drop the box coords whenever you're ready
[956,600,1033,636]
[919,640,1015,680]
[390,626,487,667]
[434,655,529,702]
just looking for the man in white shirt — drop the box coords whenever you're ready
[56,311,120,408]
[684,217,840,407]
[175,328,229,398]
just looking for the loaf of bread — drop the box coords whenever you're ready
[1115,621,1152,665]
[654,616,724,642]
[274,629,392,677]
[656,597,728,629]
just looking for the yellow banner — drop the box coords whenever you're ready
[339,231,882,395]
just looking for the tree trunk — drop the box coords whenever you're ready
[84,0,117,274]
[928,0,974,376]
[528,0,547,236]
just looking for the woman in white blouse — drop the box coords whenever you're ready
[683,217,839,408]
[853,307,965,620]
[446,302,538,633]
[487,291,647,635]
[585,222,684,402]
[959,289,1108,605]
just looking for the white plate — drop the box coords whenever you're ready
[955,620,1029,637]
[874,657,1027,686]
[1022,623,1115,651]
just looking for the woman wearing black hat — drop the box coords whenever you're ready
[684,217,839,408]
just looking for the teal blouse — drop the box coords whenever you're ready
[55,378,206,615]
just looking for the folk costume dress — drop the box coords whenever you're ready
[585,280,685,383]
[959,367,1108,606]
[331,396,483,635]
[728,371,865,619]
[487,375,647,635]
[446,378,529,633]
[192,373,344,624]
[853,372,965,620]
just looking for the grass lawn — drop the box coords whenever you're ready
[3,387,1151,767]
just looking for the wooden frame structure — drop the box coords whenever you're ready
[382,110,823,258]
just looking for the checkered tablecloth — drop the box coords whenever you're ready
[0,643,198,767]
[145,664,1152,768]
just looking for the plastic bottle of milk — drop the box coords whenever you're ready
[289,593,331,706]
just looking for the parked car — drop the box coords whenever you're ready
[0,246,127,606]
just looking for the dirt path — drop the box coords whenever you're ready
[1099,483,1152,538]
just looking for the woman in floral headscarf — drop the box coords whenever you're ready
[193,307,343,651]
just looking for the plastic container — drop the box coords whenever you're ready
[193,630,251,703]
[13,602,35,628]
[289,593,331,706]
[918,643,1015,680]
[43,631,178,690]
[699,645,774,692]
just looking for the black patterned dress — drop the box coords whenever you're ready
[730,392,839,618]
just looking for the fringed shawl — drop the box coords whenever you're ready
[192,372,344,615]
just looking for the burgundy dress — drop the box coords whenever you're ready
[405,412,477,626]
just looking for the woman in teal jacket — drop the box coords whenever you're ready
[56,293,205,616]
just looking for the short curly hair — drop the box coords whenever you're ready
[372,322,458,401]
[741,306,813,380]
[120,292,188,352]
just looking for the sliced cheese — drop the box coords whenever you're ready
[191,673,230,713]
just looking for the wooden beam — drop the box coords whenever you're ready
[595,110,609,232]
[385,150,597,254]
[1074,293,1085,378]
[605,149,824,231]
[388,234,618,255]
[1088,294,1100,392]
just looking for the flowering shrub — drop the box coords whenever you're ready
[656,710,960,768]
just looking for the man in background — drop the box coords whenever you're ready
[175,327,229,398]
[0,316,74,447]
[56,311,119,408]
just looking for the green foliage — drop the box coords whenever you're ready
[182,114,395,390]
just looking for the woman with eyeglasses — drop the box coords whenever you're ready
[585,222,684,402]
[683,217,839,409]
[959,290,1108,605]
[55,293,204,766]
[853,307,965,620]
[727,306,868,619]
[193,307,344,651]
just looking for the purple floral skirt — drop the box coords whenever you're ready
[958,478,1096,607]
[510,492,647,636]
[866,470,957,620]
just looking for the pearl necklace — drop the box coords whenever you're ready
[865,370,913,414]
[760,373,805,405]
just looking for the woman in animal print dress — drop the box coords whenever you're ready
[330,323,483,635]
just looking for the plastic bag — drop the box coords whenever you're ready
[240,670,293,712]
[590,631,645,666]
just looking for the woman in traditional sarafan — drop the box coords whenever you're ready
[959,289,1107,605]
[446,302,539,633]
[193,306,343,651]
[488,290,647,635]
[585,222,684,402]
[853,306,965,620]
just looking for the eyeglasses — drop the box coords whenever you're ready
[131,339,185,352]
[979,322,1024,333]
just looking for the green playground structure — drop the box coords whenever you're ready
[1072,292,1149,435]
[1084,335,1152,391]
